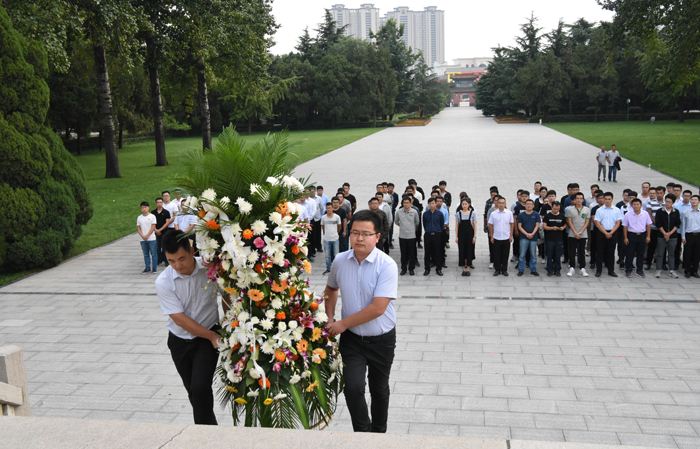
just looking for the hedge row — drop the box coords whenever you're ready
[528,112,700,123]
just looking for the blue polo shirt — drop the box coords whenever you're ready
[423,209,444,233]
[517,211,541,241]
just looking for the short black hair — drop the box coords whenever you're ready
[631,198,642,205]
[547,190,557,197]
[665,193,677,202]
[439,181,447,186]
[382,182,388,187]
[427,197,436,204]
[551,201,561,207]
[350,210,381,234]
[368,197,379,203]
[591,184,599,190]
[596,192,604,198]
[387,183,394,187]
[331,196,340,202]
[141,201,150,208]
[401,196,412,204]
[343,182,350,187]
[623,188,632,194]
[431,190,440,196]
[156,197,164,202]
[521,190,530,197]
[693,195,700,201]
[571,183,579,189]
[435,195,444,201]
[375,191,384,197]
[534,181,542,185]
[517,189,524,195]
[525,199,535,204]
[604,192,614,199]
[684,190,693,196]
[325,202,333,208]
[162,190,170,196]
[656,186,666,193]
[408,178,416,184]
[162,230,191,254]
[490,186,499,193]
[316,185,324,190]
[337,188,344,193]
[540,186,548,192]
[676,184,683,189]
[642,182,651,187]
[628,190,638,198]
[573,192,585,199]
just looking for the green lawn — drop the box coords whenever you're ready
[0,128,383,287]
[547,120,700,187]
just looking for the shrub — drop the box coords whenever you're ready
[585,106,599,114]
[548,108,560,116]
[0,6,92,273]
[629,106,643,114]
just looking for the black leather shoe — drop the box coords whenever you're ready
[409,269,415,276]
[442,264,448,268]
[502,271,509,276]
[493,270,500,277]
[400,269,407,276]
[423,269,430,276]
[532,272,539,277]
[595,271,602,277]
[417,243,423,249]
[692,273,700,279]
[608,271,618,277]
[415,261,421,267]
[436,269,443,276]
[517,271,524,276]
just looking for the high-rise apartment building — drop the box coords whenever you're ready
[330,4,381,41]
[382,6,445,64]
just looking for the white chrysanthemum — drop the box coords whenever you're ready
[228,335,238,347]
[249,368,261,379]
[274,393,288,400]
[315,312,328,323]
[247,390,259,397]
[265,309,276,319]
[220,196,231,205]
[272,252,286,267]
[266,176,279,186]
[260,318,274,331]
[250,183,264,195]
[290,267,298,275]
[290,374,301,384]
[271,298,283,310]
[288,321,298,330]
[269,212,283,225]
[301,370,311,379]
[250,317,260,325]
[237,311,250,323]
[281,175,293,188]
[278,272,289,281]
[292,328,303,341]
[209,238,220,250]
[221,260,231,272]
[278,322,287,331]
[261,341,275,354]
[251,220,268,236]
[230,223,242,234]
[216,277,225,287]
[235,197,253,214]
[186,196,199,209]
[247,252,259,264]
[227,370,238,382]
[201,188,217,201]
[331,359,341,371]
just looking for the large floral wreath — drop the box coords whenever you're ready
[176,127,343,428]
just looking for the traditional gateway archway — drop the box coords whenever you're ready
[447,71,483,106]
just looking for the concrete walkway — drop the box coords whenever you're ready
[1,107,699,447]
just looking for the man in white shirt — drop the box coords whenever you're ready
[606,145,620,182]
[155,231,229,425]
[488,196,514,276]
[324,210,398,433]
[162,190,178,230]
[303,189,319,261]
[596,146,607,181]
[137,201,157,274]
[530,182,542,201]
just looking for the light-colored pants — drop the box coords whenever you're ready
[597,164,607,180]
[656,237,677,271]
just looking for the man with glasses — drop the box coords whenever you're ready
[324,210,398,433]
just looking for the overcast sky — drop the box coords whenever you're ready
[269,0,615,62]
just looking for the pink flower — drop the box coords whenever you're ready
[298,312,316,329]
[273,362,282,372]
[253,237,265,249]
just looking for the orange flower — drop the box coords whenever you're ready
[248,289,264,302]
[231,343,241,351]
[258,377,270,388]
[224,287,238,296]
[198,209,206,218]
[250,345,258,353]
[275,311,286,320]
[291,245,300,255]
[292,354,299,361]
[271,280,289,293]
[254,263,264,274]
[309,301,319,311]
[289,286,297,297]
[311,327,322,342]
[296,339,308,353]
[312,348,327,363]
[275,351,286,362]
[230,320,239,328]
[276,203,288,214]
[242,229,254,239]
[206,219,220,230]
[303,260,312,274]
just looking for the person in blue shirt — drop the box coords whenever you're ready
[423,198,444,276]
[516,200,541,276]
[436,194,449,269]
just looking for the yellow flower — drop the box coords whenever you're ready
[225,386,238,393]
[263,398,274,405]
[234,398,248,404]
[303,260,312,273]
[306,380,319,392]
[310,327,322,342]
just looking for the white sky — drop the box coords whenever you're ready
[270,0,615,62]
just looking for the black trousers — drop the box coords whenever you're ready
[493,239,510,272]
[568,237,587,269]
[616,228,626,264]
[512,233,520,257]
[312,219,323,252]
[684,233,700,274]
[156,232,166,264]
[339,329,396,433]
[399,238,416,269]
[596,230,617,273]
[424,232,443,269]
[625,232,647,273]
[589,228,598,264]
[675,234,683,268]
[646,229,658,265]
[167,330,219,425]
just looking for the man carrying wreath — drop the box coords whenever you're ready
[324,210,398,433]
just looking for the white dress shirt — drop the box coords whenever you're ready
[488,209,514,240]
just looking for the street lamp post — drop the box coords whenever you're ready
[626,98,631,122]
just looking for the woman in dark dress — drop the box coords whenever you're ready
[455,197,477,276]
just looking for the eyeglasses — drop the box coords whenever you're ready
[349,231,377,239]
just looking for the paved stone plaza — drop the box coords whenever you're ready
[2,107,700,447]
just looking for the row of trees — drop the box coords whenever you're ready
[268,12,450,128]
[476,9,700,122]
[4,0,277,177]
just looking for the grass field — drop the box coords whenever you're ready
[0,128,383,286]
[547,120,700,187]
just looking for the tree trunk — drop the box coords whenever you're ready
[247,115,253,135]
[118,120,123,149]
[568,98,573,115]
[678,96,685,123]
[594,108,598,123]
[373,110,377,128]
[76,133,81,156]
[98,130,102,151]
[145,31,168,166]
[93,44,120,178]
[196,57,212,151]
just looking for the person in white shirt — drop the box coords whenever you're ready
[488,196,514,276]
[530,182,542,201]
[155,231,230,425]
[320,203,341,275]
[606,145,620,182]
[137,201,157,274]
[162,190,178,230]
[596,146,607,181]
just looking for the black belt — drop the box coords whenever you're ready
[425,232,439,235]
[688,231,700,235]
[348,327,396,343]
[629,232,645,235]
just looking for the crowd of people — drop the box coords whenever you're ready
[135,179,700,281]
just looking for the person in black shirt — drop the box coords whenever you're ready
[654,194,681,278]
[512,190,528,264]
[423,198,444,276]
[331,197,348,252]
[152,197,172,266]
[543,201,567,276]
[342,182,357,214]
